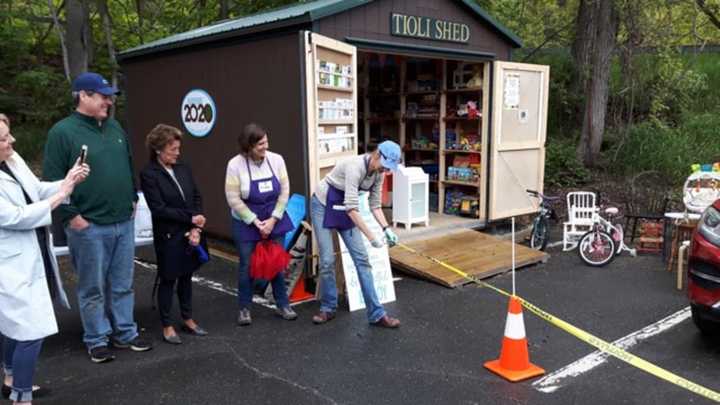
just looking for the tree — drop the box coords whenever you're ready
[695,0,720,30]
[65,0,91,80]
[575,0,619,167]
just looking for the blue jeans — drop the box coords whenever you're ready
[66,219,138,349]
[0,335,43,402]
[310,196,385,323]
[231,219,290,310]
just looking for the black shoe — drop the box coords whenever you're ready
[1,384,50,399]
[88,346,115,363]
[111,337,153,352]
[180,324,209,336]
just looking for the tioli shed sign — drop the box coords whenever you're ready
[391,13,470,44]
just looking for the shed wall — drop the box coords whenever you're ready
[315,0,513,59]
[122,33,304,239]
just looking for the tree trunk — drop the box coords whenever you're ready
[48,0,71,82]
[97,0,117,117]
[571,0,595,95]
[65,0,90,80]
[576,0,619,167]
[219,0,230,20]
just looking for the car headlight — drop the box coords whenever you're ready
[698,205,720,247]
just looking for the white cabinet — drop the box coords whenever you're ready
[392,165,430,229]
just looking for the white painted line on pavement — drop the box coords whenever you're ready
[546,241,563,249]
[532,306,691,393]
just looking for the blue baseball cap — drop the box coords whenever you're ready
[72,72,119,96]
[378,140,402,171]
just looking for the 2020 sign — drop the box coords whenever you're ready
[181,89,216,137]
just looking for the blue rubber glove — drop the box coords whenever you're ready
[384,227,399,247]
[370,238,385,248]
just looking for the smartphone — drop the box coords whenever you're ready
[79,145,88,164]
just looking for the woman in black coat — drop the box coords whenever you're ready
[140,124,209,345]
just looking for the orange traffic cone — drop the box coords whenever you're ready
[484,296,545,382]
[289,276,314,303]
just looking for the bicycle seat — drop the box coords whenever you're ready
[604,207,619,215]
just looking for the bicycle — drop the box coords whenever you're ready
[526,189,561,251]
[577,202,637,267]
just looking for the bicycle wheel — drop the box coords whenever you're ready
[530,216,549,251]
[578,230,616,267]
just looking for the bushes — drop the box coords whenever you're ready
[0,68,72,164]
[545,138,591,188]
[611,113,720,185]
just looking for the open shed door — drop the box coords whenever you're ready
[488,61,549,220]
[302,31,358,196]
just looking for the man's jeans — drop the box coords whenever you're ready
[1,335,43,402]
[66,219,138,349]
[231,219,290,310]
[310,196,385,322]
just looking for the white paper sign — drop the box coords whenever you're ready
[503,73,520,110]
[339,193,397,312]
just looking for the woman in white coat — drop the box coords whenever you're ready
[0,114,88,405]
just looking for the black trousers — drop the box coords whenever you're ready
[158,274,193,327]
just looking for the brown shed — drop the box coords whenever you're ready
[118,0,549,240]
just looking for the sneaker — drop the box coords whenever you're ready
[111,337,153,352]
[312,311,336,325]
[275,306,298,321]
[88,346,115,363]
[237,308,252,326]
[371,315,400,329]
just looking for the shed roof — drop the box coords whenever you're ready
[119,0,522,60]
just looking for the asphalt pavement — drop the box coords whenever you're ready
[30,239,720,405]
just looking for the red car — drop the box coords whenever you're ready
[688,199,720,334]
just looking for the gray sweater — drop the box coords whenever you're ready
[315,154,384,211]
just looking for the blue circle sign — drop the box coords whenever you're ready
[181,89,216,137]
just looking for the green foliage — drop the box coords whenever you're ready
[646,49,708,124]
[11,125,50,165]
[545,138,591,188]
[11,68,72,126]
[685,52,720,114]
[611,113,720,185]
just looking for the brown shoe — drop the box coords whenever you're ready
[371,315,400,328]
[312,311,336,324]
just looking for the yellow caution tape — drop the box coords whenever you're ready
[396,243,720,403]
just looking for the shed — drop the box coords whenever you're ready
[118,0,549,240]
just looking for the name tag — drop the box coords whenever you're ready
[258,180,274,193]
[332,204,346,211]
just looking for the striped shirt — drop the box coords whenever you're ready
[315,154,384,211]
[224,151,289,224]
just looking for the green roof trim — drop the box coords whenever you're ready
[119,0,522,60]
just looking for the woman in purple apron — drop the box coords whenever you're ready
[310,140,402,328]
[225,123,296,326]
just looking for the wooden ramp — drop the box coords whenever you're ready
[390,230,548,288]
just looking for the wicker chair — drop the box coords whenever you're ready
[623,171,671,242]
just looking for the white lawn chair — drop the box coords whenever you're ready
[563,191,597,251]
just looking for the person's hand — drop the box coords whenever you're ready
[60,158,90,197]
[186,228,201,246]
[260,217,277,239]
[192,215,206,228]
[69,215,90,231]
[370,238,384,248]
[384,227,398,247]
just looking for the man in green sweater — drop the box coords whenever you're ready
[43,72,152,363]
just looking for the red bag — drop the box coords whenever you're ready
[249,240,290,281]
